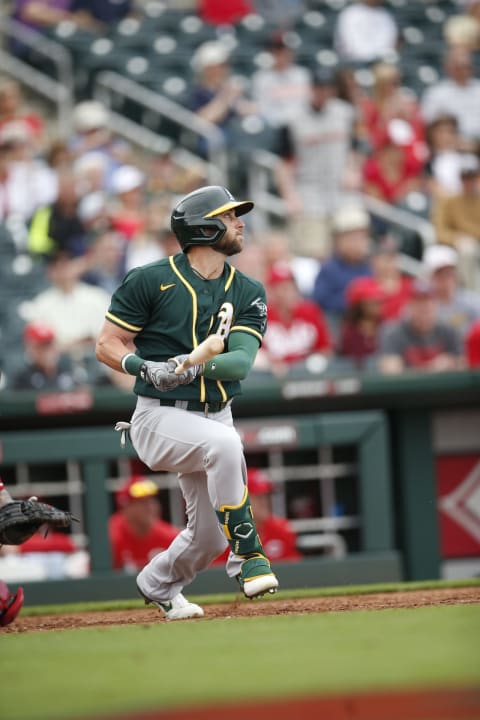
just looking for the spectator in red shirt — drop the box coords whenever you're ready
[109,476,179,572]
[214,469,301,565]
[360,61,426,158]
[255,261,331,376]
[337,276,384,368]
[363,118,424,204]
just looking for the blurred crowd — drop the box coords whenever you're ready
[1,0,480,393]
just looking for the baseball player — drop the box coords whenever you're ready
[96,185,279,620]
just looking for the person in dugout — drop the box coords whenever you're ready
[109,475,179,572]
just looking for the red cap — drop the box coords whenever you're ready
[247,468,274,496]
[267,262,295,286]
[346,277,383,306]
[466,321,480,368]
[23,322,55,345]
[116,475,159,508]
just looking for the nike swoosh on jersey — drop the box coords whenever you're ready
[160,283,176,291]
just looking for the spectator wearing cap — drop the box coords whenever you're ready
[10,322,87,391]
[255,261,331,377]
[108,476,179,572]
[70,101,131,191]
[312,205,372,328]
[378,279,464,374]
[423,244,480,337]
[214,468,301,565]
[337,277,384,369]
[109,165,147,242]
[251,32,310,129]
[189,41,257,158]
[334,0,398,63]
[431,153,480,290]
[274,68,357,259]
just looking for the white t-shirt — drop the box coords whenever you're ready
[334,2,398,62]
[19,283,110,346]
[421,79,480,140]
[0,161,57,222]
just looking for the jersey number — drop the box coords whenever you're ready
[216,302,234,339]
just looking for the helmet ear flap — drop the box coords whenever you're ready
[172,216,226,252]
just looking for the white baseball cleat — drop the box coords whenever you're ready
[237,554,279,599]
[242,574,279,599]
[137,583,204,621]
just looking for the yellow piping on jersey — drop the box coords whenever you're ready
[230,325,263,343]
[216,380,227,401]
[169,256,206,402]
[225,265,235,291]
[105,311,143,333]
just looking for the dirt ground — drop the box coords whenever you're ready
[3,585,479,633]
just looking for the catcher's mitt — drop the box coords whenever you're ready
[0,499,77,545]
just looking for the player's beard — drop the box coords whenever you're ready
[214,230,243,256]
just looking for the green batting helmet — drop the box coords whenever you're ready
[171,185,254,252]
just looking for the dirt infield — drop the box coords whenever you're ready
[99,687,480,720]
[4,585,479,633]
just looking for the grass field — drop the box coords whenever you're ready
[1,581,479,720]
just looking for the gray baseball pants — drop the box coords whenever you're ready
[130,396,246,602]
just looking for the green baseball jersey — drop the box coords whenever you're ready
[106,253,267,402]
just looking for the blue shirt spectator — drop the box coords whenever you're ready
[313,205,373,317]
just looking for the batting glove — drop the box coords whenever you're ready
[140,360,183,392]
[168,355,204,386]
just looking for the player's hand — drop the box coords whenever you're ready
[168,355,203,386]
[140,360,183,392]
